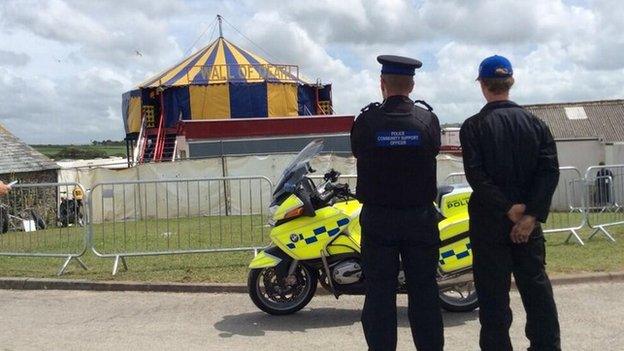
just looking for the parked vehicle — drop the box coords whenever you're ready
[248,140,477,315]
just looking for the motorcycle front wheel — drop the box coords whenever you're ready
[248,264,318,315]
[439,282,479,312]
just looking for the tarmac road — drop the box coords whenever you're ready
[0,282,621,350]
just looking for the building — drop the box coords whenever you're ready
[176,115,353,158]
[440,127,461,156]
[0,123,59,183]
[123,20,333,164]
[0,123,60,226]
[525,99,624,174]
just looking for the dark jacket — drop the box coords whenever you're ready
[351,95,441,208]
[459,100,559,223]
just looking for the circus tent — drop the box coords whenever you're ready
[122,35,332,136]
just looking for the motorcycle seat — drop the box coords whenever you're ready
[436,185,455,206]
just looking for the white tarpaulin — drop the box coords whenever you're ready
[60,154,465,222]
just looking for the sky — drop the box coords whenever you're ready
[1,0,623,144]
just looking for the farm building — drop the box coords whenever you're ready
[0,123,61,228]
[0,123,59,183]
[526,99,624,173]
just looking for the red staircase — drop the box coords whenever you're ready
[136,97,177,164]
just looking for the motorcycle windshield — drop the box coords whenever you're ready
[273,140,324,198]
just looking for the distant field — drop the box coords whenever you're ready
[32,145,126,159]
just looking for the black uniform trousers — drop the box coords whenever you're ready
[471,215,561,351]
[360,204,444,351]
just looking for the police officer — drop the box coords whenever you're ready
[460,55,561,350]
[351,55,443,351]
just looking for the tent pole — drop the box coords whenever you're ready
[125,139,131,168]
[315,86,320,114]
[217,14,223,38]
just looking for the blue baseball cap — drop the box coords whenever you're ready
[477,55,513,79]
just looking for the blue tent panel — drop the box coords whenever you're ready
[122,91,132,133]
[229,83,268,118]
[141,88,158,107]
[163,87,191,127]
[297,85,316,115]
[318,84,331,102]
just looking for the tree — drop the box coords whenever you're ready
[54,146,108,160]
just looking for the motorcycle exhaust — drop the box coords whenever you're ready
[437,270,474,291]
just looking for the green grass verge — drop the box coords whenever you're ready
[0,213,622,283]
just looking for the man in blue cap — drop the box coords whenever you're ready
[351,55,443,350]
[460,55,561,350]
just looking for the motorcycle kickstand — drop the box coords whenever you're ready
[320,250,340,299]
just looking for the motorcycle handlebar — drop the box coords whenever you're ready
[318,182,354,202]
[324,169,341,183]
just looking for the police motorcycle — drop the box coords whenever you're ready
[248,140,477,315]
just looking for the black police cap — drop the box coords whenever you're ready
[377,55,423,76]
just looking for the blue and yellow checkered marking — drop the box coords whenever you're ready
[439,243,472,265]
[286,218,350,250]
[313,227,326,235]
[337,218,350,227]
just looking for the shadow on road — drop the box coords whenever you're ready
[214,307,478,337]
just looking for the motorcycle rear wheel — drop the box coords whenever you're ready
[248,265,317,315]
[439,282,479,312]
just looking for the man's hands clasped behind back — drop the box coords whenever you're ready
[507,203,536,244]
[507,204,525,223]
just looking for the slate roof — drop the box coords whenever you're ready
[524,99,624,142]
[0,122,59,174]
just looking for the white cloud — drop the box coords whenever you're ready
[0,0,623,144]
[245,0,624,120]
[0,50,30,66]
[243,11,380,114]
[255,0,422,44]
[0,66,127,143]
[0,0,185,69]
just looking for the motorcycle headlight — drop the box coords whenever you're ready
[268,205,279,226]
[269,205,279,217]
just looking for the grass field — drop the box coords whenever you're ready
[31,145,126,159]
[0,213,622,283]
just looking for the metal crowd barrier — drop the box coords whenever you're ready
[583,165,624,242]
[443,167,588,245]
[87,176,273,274]
[543,167,586,245]
[4,164,622,277]
[0,182,88,275]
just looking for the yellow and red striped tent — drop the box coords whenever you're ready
[122,37,332,134]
